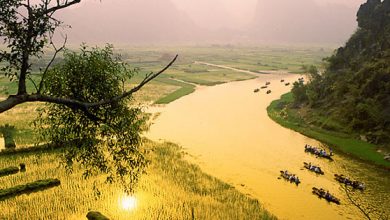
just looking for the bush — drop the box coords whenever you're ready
[86,211,110,220]
[0,178,61,200]
[0,166,19,177]
[0,124,16,149]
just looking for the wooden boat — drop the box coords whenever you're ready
[254,88,260,93]
[266,90,272,94]
[304,145,333,161]
[312,187,340,205]
[285,83,290,86]
[260,86,268,89]
[303,162,324,175]
[281,79,285,82]
[265,82,271,85]
[334,174,365,190]
[279,170,300,185]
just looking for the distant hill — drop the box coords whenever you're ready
[57,0,201,44]
[251,0,357,44]
[291,0,390,145]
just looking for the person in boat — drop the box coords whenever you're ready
[344,177,352,185]
[314,167,321,173]
[325,191,332,200]
[351,181,364,189]
[295,176,300,184]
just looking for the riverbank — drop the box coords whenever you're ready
[0,140,275,219]
[267,92,390,169]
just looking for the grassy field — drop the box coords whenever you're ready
[0,141,275,219]
[1,45,331,105]
[267,93,390,169]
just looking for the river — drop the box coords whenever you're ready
[147,73,390,220]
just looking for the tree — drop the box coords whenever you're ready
[0,0,177,192]
[0,0,177,114]
[35,45,151,193]
[291,81,308,106]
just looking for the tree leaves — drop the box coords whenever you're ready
[35,46,148,193]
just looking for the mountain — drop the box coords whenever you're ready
[291,0,390,144]
[251,0,358,44]
[56,0,201,44]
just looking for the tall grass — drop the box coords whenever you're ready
[0,141,275,219]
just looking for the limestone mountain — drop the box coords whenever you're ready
[292,0,390,145]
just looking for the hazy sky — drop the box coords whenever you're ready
[55,0,367,44]
[171,0,364,29]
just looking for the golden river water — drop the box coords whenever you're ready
[147,73,390,220]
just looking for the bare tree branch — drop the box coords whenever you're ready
[342,185,372,220]
[86,54,178,108]
[42,0,81,15]
[38,35,67,94]
[0,55,178,114]
[27,75,39,93]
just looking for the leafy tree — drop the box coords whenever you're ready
[0,0,177,192]
[35,45,149,193]
[291,81,308,106]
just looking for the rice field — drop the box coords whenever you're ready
[0,141,275,220]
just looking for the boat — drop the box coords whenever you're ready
[266,90,272,94]
[303,162,324,175]
[254,88,260,93]
[260,86,267,89]
[304,145,333,160]
[312,187,340,205]
[279,170,300,185]
[281,79,285,82]
[285,83,290,86]
[265,82,271,85]
[334,174,365,190]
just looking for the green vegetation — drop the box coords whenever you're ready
[268,93,390,168]
[0,141,275,219]
[154,78,196,104]
[278,0,390,162]
[0,124,16,149]
[0,178,60,201]
[87,211,110,220]
[35,46,148,193]
[0,166,19,177]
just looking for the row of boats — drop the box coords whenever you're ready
[279,144,366,205]
[254,79,291,94]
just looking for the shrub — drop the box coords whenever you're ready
[0,179,61,200]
